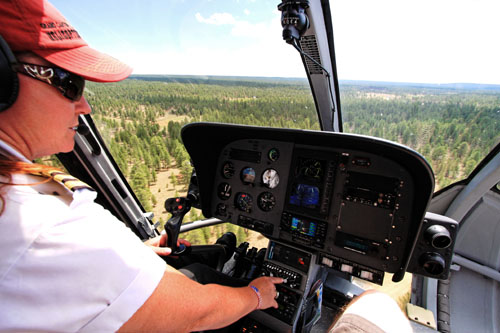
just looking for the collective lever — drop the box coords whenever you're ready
[164,197,191,255]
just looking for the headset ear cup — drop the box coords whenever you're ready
[0,35,19,112]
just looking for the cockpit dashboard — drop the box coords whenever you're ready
[182,123,435,285]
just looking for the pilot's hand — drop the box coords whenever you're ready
[144,233,191,256]
[248,276,284,310]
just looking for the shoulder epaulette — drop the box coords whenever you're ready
[31,168,95,192]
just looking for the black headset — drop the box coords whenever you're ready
[0,34,19,112]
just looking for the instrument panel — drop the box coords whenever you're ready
[182,123,434,283]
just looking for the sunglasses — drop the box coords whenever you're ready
[13,62,85,101]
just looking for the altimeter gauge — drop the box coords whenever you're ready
[258,192,276,212]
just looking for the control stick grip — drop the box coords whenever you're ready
[164,197,191,255]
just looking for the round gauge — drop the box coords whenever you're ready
[240,167,256,184]
[268,148,280,162]
[222,161,235,178]
[217,182,232,200]
[262,168,280,189]
[215,203,227,217]
[258,192,276,212]
[235,192,253,213]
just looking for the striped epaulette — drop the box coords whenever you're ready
[31,169,95,192]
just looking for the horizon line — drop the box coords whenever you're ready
[127,74,500,88]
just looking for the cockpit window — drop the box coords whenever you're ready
[331,0,500,191]
[56,0,499,232]
[85,77,317,246]
[65,1,315,246]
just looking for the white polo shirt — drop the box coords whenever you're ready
[0,142,166,332]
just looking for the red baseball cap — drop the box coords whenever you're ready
[0,0,132,82]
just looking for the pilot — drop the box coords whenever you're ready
[0,0,282,331]
[0,1,415,332]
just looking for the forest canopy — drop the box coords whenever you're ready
[85,76,500,242]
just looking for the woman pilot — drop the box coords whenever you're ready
[0,0,282,331]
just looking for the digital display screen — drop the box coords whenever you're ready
[291,217,317,237]
[287,157,327,212]
[343,239,370,253]
[296,158,325,181]
[289,183,320,209]
[335,231,381,257]
[229,148,261,163]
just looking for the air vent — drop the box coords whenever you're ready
[299,35,323,74]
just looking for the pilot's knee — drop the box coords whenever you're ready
[331,290,412,333]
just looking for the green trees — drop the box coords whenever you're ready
[86,77,500,213]
[340,85,500,189]
[130,164,153,212]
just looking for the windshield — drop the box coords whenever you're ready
[49,0,499,238]
[50,0,316,249]
[332,0,500,190]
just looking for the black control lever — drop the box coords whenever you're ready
[164,197,191,255]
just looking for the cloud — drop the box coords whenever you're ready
[244,9,250,15]
[196,11,276,39]
[130,43,304,78]
[231,21,269,38]
[195,12,236,25]
[124,10,305,78]
[125,32,305,78]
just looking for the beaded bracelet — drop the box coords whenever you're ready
[249,285,262,310]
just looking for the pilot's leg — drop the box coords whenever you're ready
[329,290,412,333]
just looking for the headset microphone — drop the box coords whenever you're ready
[74,115,101,155]
[75,116,90,135]
[76,124,90,135]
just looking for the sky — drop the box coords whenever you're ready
[51,0,500,85]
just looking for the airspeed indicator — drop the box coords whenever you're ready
[235,192,253,213]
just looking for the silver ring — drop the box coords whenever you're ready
[275,291,279,300]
